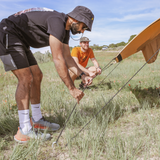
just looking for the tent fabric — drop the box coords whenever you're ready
[141,34,160,64]
[115,18,160,64]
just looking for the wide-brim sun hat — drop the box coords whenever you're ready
[67,6,94,31]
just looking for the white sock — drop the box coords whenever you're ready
[31,103,42,122]
[18,110,32,133]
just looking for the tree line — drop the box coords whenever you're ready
[34,34,136,63]
[70,34,136,51]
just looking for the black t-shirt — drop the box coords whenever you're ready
[0,7,70,48]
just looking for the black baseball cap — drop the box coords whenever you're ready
[67,6,94,31]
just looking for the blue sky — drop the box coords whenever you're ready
[0,0,160,53]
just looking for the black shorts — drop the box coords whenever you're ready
[0,32,37,71]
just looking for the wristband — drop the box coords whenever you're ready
[79,72,86,78]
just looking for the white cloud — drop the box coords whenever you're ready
[69,25,144,47]
[107,9,160,22]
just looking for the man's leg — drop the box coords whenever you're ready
[29,65,60,131]
[12,67,33,133]
[29,65,42,104]
[87,66,97,74]
[29,65,43,121]
[12,67,33,110]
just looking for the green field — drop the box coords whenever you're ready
[1,50,160,159]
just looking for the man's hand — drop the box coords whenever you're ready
[96,67,102,75]
[81,75,93,87]
[69,88,84,104]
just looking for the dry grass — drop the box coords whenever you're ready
[0,50,160,159]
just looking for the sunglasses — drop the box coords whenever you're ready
[82,24,88,30]
[75,22,88,30]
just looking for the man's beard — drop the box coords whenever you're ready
[81,45,89,51]
[71,23,81,35]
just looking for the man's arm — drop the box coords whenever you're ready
[49,35,84,104]
[91,58,102,74]
[49,35,74,90]
[91,58,99,68]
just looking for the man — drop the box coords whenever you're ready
[0,6,94,143]
[69,37,101,87]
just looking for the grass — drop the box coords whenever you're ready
[0,50,160,159]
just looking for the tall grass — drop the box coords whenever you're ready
[0,51,160,159]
